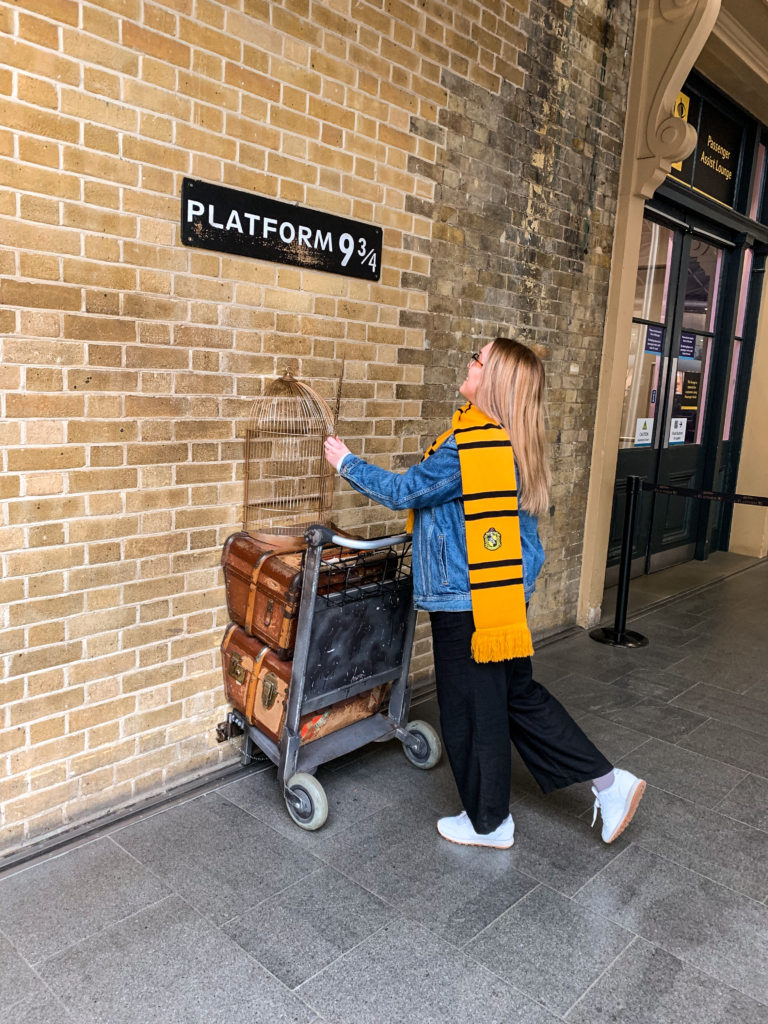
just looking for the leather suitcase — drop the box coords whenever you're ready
[221,531,397,660]
[220,623,386,745]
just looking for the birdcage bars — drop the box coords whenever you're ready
[243,371,337,540]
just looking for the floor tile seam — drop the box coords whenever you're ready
[618,729,743,770]
[712,810,768,836]
[622,776,764,823]
[211,787,346,857]
[324,856,543,957]
[570,882,768,1007]
[581,693,711,732]
[573,718,660,762]
[631,839,768,908]
[292,918,395,995]
[715,765,768,800]
[0,763,269,877]
[621,559,767,625]
[672,714,714,745]
[610,737,656,772]
[1,979,72,1021]
[30,891,178,969]
[534,880,640,942]
[560,933,644,1021]
[674,727,768,775]
[0,832,105,883]
[199,907,330,1005]
[323,860,407,912]
[671,677,768,707]
[103,831,206,904]
[611,735,653,762]
[216,863,329,929]
[461,879,640,953]
[665,679,706,705]
[436,934,572,1022]
[0,919,59,982]
[627,937,768,1011]
[105,789,211,839]
[457,881,544,949]
[632,839,768,905]
[518,791,597,829]
[5,954,74,1016]
[631,777,754,815]
[569,842,635,899]
[583,933,768,1017]
[668,703,768,740]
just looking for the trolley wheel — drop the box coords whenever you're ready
[402,720,442,769]
[284,772,329,831]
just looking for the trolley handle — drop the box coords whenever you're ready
[304,524,411,551]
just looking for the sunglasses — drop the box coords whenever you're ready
[469,352,484,367]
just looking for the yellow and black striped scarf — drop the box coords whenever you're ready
[408,403,533,663]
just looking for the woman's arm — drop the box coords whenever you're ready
[324,434,462,511]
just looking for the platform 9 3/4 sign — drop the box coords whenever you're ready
[181,178,382,281]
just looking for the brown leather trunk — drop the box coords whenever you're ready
[221,531,397,659]
[221,534,304,659]
[220,623,386,745]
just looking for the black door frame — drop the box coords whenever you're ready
[608,200,758,576]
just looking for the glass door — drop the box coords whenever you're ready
[607,217,678,570]
[608,216,729,576]
[648,236,724,567]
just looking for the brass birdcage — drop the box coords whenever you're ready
[243,371,337,545]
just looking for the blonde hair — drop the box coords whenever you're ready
[474,338,551,516]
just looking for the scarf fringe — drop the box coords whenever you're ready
[471,624,534,663]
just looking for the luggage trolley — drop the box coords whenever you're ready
[225,525,442,830]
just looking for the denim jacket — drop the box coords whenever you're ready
[339,433,545,612]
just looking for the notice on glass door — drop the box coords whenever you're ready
[679,332,697,359]
[645,325,664,354]
[669,418,687,445]
[634,419,654,447]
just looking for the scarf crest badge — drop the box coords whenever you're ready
[483,527,502,551]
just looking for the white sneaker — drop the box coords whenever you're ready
[591,768,646,843]
[437,810,515,848]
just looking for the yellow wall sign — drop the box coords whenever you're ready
[668,90,742,208]
[671,92,690,172]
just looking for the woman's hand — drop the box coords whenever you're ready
[324,435,351,472]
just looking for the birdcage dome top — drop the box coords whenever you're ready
[247,370,335,436]
[242,370,338,544]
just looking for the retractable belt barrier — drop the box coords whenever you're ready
[590,475,768,649]
[642,481,768,508]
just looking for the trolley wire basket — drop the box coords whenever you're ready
[310,539,412,606]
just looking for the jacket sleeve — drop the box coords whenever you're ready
[339,436,462,511]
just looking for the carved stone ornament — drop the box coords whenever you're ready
[632,0,721,197]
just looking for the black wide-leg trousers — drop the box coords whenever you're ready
[430,610,613,835]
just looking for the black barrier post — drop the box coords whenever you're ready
[590,475,649,648]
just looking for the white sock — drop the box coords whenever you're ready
[592,770,615,792]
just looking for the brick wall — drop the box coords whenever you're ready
[0,0,634,855]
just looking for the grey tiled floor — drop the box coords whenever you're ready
[1,561,767,1023]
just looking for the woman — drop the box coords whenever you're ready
[324,338,645,849]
